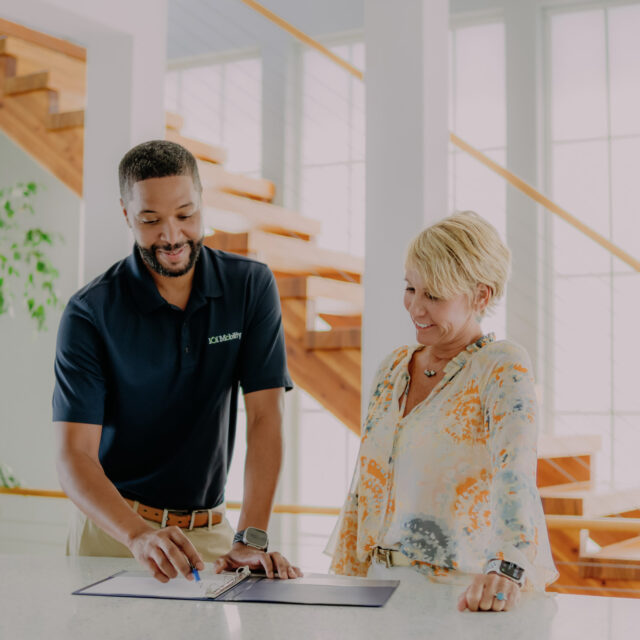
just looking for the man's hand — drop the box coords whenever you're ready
[127,525,205,583]
[457,572,521,612]
[214,542,303,579]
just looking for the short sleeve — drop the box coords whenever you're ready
[237,267,293,394]
[52,297,107,425]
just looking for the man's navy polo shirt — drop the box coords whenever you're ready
[52,246,292,511]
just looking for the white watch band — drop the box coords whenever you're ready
[483,559,525,587]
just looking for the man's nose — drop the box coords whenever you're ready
[161,219,183,245]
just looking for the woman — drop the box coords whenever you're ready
[328,211,558,612]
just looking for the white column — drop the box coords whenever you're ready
[363,0,449,413]
[504,1,543,387]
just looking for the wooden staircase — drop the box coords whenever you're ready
[4,18,640,599]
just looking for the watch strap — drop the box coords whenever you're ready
[483,558,525,587]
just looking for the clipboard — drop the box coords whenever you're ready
[73,567,399,607]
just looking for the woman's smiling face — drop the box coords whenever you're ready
[403,268,478,346]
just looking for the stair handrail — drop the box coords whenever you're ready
[0,18,86,60]
[241,0,640,274]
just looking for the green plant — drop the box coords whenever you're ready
[0,463,20,488]
[0,182,62,330]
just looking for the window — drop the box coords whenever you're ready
[547,3,640,487]
[449,19,507,339]
[297,38,365,257]
[165,54,262,175]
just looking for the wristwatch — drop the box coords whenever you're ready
[233,526,269,551]
[483,559,525,587]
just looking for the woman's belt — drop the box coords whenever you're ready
[372,547,412,567]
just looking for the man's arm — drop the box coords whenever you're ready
[214,387,302,579]
[55,421,204,582]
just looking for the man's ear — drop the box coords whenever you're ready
[121,198,132,228]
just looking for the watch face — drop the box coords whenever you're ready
[244,527,268,549]
[501,561,524,580]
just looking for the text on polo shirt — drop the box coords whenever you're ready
[208,332,242,345]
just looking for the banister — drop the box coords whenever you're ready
[242,0,640,274]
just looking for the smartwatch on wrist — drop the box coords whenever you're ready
[483,559,525,588]
[233,527,269,551]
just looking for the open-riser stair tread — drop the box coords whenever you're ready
[204,190,320,240]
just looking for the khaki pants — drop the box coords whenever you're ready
[66,505,235,563]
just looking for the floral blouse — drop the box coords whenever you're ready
[328,334,558,591]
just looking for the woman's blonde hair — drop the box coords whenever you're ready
[405,211,511,315]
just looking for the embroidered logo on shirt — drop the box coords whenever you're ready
[208,332,242,345]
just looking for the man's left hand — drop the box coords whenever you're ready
[214,542,303,579]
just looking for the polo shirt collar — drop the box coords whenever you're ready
[126,244,223,314]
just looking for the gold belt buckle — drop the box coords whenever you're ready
[376,548,393,568]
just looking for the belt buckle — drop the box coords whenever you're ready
[377,548,393,568]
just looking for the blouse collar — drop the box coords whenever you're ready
[441,332,496,382]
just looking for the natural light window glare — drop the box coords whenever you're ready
[550,10,608,142]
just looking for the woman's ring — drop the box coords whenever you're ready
[495,592,506,601]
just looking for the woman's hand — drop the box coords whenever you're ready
[457,573,521,612]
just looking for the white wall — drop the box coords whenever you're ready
[0,133,80,553]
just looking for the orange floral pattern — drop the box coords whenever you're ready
[328,335,558,591]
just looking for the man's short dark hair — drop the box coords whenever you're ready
[118,139,202,202]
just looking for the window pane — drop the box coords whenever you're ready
[300,165,350,252]
[554,413,612,484]
[554,275,611,413]
[551,140,610,275]
[298,409,359,507]
[608,4,640,137]
[302,50,350,165]
[550,10,608,141]
[349,163,365,257]
[613,274,640,412]
[223,59,262,173]
[611,138,640,267]
[454,22,506,148]
[613,416,640,488]
[453,148,506,239]
[180,65,223,144]
[165,70,179,113]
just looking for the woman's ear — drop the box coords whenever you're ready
[474,284,492,314]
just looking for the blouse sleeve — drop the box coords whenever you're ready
[326,347,407,576]
[483,347,557,589]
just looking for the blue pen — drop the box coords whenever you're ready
[190,563,201,582]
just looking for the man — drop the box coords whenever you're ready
[53,140,300,582]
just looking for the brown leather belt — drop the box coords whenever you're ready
[125,498,223,529]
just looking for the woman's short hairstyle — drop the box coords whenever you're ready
[405,211,511,315]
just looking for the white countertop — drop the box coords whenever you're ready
[0,554,638,640]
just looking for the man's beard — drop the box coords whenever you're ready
[136,238,203,278]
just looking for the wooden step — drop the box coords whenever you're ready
[540,482,640,517]
[0,35,85,112]
[165,111,184,131]
[198,161,274,201]
[0,88,83,195]
[203,189,320,240]
[537,434,601,488]
[204,231,363,280]
[579,532,640,580]
[276,276,363,309]
[45,109,84,130]
[318,313,361,329]
[305,327,361,349]
[4,70,48,94]
[165,129,226,164]
[0,19,86,61]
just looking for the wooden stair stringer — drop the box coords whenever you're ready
[281,297,360,434]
